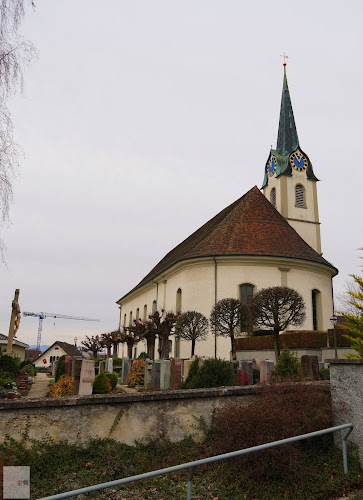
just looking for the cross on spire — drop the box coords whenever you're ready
[280,52,288,66]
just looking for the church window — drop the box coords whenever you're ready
[176,288,182,313]
[123,314,126,326]
[312,289,320,330]
[295,184,305,207]
[136,308,140,320]
[129,311,133,325]
[270,188,276,208]
[239,283,254,305]
[152,300,157,313]
[143,305,147,321]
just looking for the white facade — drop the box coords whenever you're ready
[118,255,335,360]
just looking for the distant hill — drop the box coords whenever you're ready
[28,345,49,353]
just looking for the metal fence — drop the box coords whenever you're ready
[38,423,354,500]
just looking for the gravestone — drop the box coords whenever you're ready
[239,360,254,385]
[78,360,95,396]
[170,358,182,390]
[144,359,153,389]
[151,360,161,389]
[301,355,320,380]
[99,360,105,373]
[51,361,58,377]
[65,356,72,376]
[183,359,194,380]
[160,360,171,390]
[121,358,131,385]
[72,356,84,395]
[105,358,113,373]
[260,359,274,384]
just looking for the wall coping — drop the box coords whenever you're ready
[0,382,330,410]
[327,359,363,365]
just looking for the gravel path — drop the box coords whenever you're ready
[26,372,50,398]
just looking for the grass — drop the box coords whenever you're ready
[0,433,361,499]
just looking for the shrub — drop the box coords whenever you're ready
[320,367,330,380]
[272,346,301,380]
[49,376,74,397]
[93,372,110,394]
[127,358,145,388]
[105,372,118,389]
[21,364,35,376]
[183,358,235,389]
[253,368,260,384]
[55,356,66,382]
[112,357,123,367]
[211,382,333,482]
[137,352,150,359]
[0,354,20,377]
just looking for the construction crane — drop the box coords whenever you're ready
[22,311,100,350]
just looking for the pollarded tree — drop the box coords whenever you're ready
[175,311,208,357]
[81,335,102,359]
[121,321,142,359]
[156,310,179,360]
[251,286,306,361]
[210,298,248,360]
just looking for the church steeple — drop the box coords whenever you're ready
[261,62,322,255]
[276,66,299,156]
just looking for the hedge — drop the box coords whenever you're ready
[235,329,355,351]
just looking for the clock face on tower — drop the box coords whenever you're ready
[290,150,308,172]
[267,155,277,177]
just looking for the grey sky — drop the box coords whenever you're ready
[1,0,362,347]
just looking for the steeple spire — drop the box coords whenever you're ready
[276,65,299,156]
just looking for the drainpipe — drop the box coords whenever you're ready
[213,257,217,358]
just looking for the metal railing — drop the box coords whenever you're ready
[38,423,354,500]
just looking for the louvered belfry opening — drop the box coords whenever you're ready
[295,184,304,207]
[270,187,276,207]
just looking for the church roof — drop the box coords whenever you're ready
[120,186,337,300]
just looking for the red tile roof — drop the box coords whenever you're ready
[120,186,337,300]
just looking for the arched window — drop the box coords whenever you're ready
[50,356,53,362]
[270,188,276,208]
[152,300,157,313]
[312,289,320,331]
[176,288,182,313]
[295,184,305,207]
[239,283,254,305]
[123,313,126,326]
[143,305,147,321]
[129,311,133,325]
[136,308,140,320]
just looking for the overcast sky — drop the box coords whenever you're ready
[0,0,362,348]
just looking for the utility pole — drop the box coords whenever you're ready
[6,289,20,356]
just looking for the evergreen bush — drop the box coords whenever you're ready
[183,357,235,389]
[127,358,145,387]
[272,346,301,380]
[137,352,150,359]
[55,356,66,382]
[105,372,118,389]
[0,354,20,377]
[92,372,110,394]
[21,364,35,376]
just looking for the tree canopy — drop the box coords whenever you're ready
[175,311,208,357]
[251,286,305,360]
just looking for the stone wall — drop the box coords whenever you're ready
[0,387,261,445]
[329,359,363,465]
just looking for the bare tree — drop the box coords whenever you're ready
[120,323,141,359]
[251,286,306,361]
[210,298,248,360]
[81,335,102,359]
[175,311,208,357]
[0,1,36,258]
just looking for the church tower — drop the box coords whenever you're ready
[262,63,322,254]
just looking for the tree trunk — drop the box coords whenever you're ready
[159,334,170,359]
[112,343,118,358]
[191,339,196,357]
[127,342,133,359]
[107,346,111,358]
[92,349,98,359]
[273,332,280,362]
[231,335,236,360]
[147,338,155,359]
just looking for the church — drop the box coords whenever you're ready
[116,64,338,360]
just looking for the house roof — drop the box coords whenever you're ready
[0,333,29,348]
[25,348,41,361]
[118,186,337,301]
[35,341,80,360]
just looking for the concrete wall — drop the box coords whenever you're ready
[237,347,358,365]
[0,387,262,445]
[329,359,363,465]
